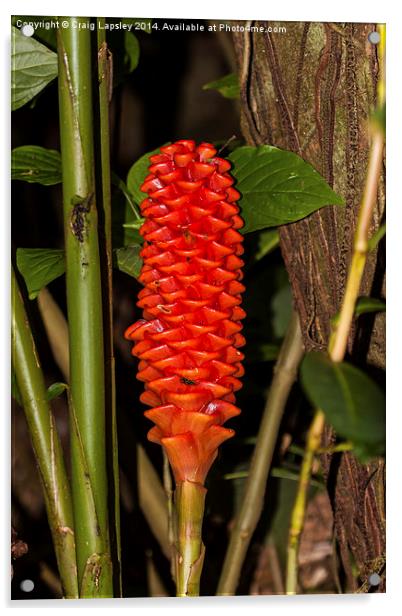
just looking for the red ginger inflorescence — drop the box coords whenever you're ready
[125,140,245,485]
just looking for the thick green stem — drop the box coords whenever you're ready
[96,21,122,596]
[217,312,304,595]
[57,18,113,597]
[11,267,78,598]
[175,481,206,597]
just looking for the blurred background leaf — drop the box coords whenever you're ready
[203,73,240,99]
[12,146,61,185]
[301,352,385,461]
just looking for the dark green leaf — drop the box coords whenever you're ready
[16,248,65,299]
[126,145,167,205]
[355,297,386,317]
[123,32,140,73]
[301,351,385,460]
[113,246,142,279]
[254,229,280,261]
[203,73,240,99]
[229,145,344,233]
[46,382,68,401]
[12,146,61,185]
[244,343,279,363]
[11,26,58,111]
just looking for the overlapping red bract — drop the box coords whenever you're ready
[125,139,245,484]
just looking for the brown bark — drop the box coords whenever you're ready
[232,21,385,591]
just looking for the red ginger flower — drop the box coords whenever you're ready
[125,139,245,485]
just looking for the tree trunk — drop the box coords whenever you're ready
[232,21,385,591]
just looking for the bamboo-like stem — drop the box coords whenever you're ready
[286,31,385,594]
[217,312,304,595]
[96,20,122,596]
[57,18,113,597]
[175,481,206,597]
[11,267,78,598]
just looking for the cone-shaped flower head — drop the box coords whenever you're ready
[125,140,245,485]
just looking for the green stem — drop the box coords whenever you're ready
[96,20,121,596]
[57,18,113,597]
[175,481,206,597]
[217,312,304,595]
[11,267,78,598]
[286,410,325,594]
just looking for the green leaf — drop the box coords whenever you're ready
[126,145,167,205]
[123,32,140,73]
[11,26,58,111]
[300,352,385,460]
[11,146,62,185]
[254,229,280,261]
[355,297,386,317]
[16,248,65,299]
[244,342,279,363]
[228,145,344,233]
[203,73,240,99]
[46,382,68,401]
[113,246,142,278]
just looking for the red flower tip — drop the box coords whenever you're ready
[125,140,245,484]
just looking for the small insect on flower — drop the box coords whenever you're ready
[125,139,246,486]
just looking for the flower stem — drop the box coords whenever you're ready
[57,18,113,597]
[175,481,206,597]
[96,20,122,596]
[217,312,304,595]
[11,267,78,598]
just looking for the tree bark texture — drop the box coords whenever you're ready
[232,21,385,591]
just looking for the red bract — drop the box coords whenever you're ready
[125,139,245,485]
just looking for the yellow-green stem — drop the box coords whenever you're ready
[12,267,78,598]
[175,481,206,597]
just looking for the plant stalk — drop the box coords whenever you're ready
[11,267,78,598]
[217,312,304,595]
[285,31,385,593]
[175,481,206,597]
[96,20,122,596]
[57,17,113,597]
